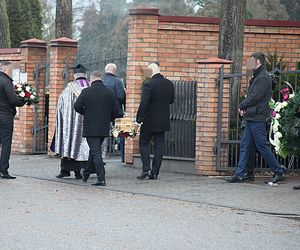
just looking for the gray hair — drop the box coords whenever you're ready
[105,63,117,74]
[90,71,101,79]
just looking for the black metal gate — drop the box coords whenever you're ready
[149,80,196,159]
[32,63,49,153]
[216,65,300,172]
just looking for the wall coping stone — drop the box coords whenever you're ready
[50,37,78,47]
[0,48,21,54]
[20,38,47,48]
[160,15,300,28]
[129,5,160,16]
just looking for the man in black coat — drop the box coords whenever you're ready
[74,71,120,186]
[0,61,25,179]
[136,62,174,180]
[225,52,286,184]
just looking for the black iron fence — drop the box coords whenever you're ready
[216,64,300,172]
[150,80,197,159]
[32,63,49,154]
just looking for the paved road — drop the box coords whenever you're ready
[1,176,299,250]
[0,155,299,249]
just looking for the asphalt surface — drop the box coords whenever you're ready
[0,155,299,249]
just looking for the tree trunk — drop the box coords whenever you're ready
[0,0,11,48]
[55,0,72,38]
[218,0,246,74]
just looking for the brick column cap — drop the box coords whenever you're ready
[197,57,233,64]
[50,37,78,48]
[129,5,160,16]
[20,38,47,48]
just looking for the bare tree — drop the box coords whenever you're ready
[218,0,246,74]
[0,0,11,48]
[55,0,72,38]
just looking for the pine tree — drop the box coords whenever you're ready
[29,0,43,39]
[0,0,11,48]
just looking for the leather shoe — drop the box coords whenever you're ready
[0,172,16,179]
[149,172,158,180]
[243,172,254,182]
[56,172,70,178]
[293,185,300,190]
[137,171,150,180]
[225,175,248,183]
[265,173,286,184]
[80,168,89,182]
[91,180,106,186]
[74,171,82,180]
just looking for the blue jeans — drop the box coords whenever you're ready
[236,121,284,177]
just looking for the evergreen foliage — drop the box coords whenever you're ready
[6,0,43,47]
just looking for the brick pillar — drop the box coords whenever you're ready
[195,57,232,175]
[12,39,47,154]
[125,6,160,164]
[48,37,78,153]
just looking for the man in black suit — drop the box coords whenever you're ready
[0,61,25,179]
[74,71,120,186]
[136,62,174,180]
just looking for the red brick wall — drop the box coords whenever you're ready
[126,7,300,174]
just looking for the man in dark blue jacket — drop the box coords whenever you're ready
[102,63,126,161]
[0,61,25,179]
[225,52,286,184]
[136,62,174,180]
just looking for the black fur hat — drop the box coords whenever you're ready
[74,64,86,74]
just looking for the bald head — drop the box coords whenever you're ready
[105,63,117,75]
[147,62,160,77]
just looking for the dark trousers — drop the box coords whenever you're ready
[0,118,14,174]
[236,121,284,177]
[139,132,165,175]
[85,137,105,181]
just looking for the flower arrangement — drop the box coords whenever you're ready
[269,82,300,158]
[14,82,39,105]
[110,118,142,139]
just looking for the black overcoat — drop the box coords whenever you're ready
[74,80,120,137]
[136,73,174,133]
[0,72,25,120]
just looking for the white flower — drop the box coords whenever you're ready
[274,132,283,139]
[19,91,25,98]
[275,113,281,119]
[273,123,279,132]
[289,93,295,99]
[112,130,119,138]
[281,101,288,108]
[17,87,23,92]
[32,92,36,96]
[25,86,31,92]
[30,95,35,100]
[16,83,22,88]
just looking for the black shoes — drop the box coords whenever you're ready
[243,172,254,182]
[56,172,71,178]
[80,168,90,182]
[91,180,106,186]
[149,172,158,180]
[74,171,82,180]
[137,171,150,180]
[293,185,300,190]
[265,165,287,184]
[224,174,254,183]
[0,172,16,179]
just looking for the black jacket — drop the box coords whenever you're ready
[239,64,272,122]
[137,73,174,133]
[0,71,25,120]
[74,80,120,137]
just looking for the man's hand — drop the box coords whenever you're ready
[239,108,246,117]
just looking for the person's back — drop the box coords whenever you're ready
[74,71,120,186]
[140,74,174,132]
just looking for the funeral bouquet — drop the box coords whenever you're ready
[110,118,142,139]
[14,82,39,105]
[269,82,300,158]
